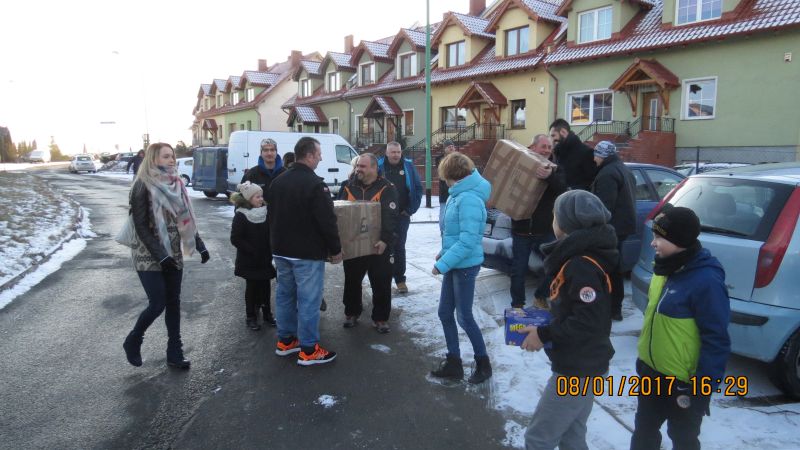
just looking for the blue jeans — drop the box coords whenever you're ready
[274,258,325,348]
[510,233,554,307]
[393,214,411,283]
[438,265,487,358]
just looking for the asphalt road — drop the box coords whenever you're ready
[0,169,510,450]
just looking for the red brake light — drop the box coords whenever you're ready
[755,187,800,288]
[646,178,689,220]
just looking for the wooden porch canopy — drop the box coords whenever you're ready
[363,96,404,118]
[456,82,508,123]
[609,58,680,117]
[202,119,217,130]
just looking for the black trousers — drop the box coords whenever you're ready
[342,252,392,322]
[133,270,183,353]
[630,359,704,450]
[244,279,271,318]
[611,234,628,315]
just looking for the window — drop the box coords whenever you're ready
[246,88,254,102]
[505,26,530,56]
[330,118,339,135]
[327,72,340,92]
[510,100,526,129]
[631,170,654,201]
[336,145,357,164]
[239,124,245,130]
[403,110,414,135]
[296,124,303,132]
[232,92,240,105]
[216,95,223,107]
[300,80,311,97]
[578,7,612,43]
[398,53,416,78]
[446,41,466,67]
[567,91,613,124]
[204,98,210,110]
[247,120,252,131]
[360,116,373,134]
[441,106,467,128]
[644,169,683,200]
[360,63,375,85]
[683,77,717,120]
[676,0,722,25]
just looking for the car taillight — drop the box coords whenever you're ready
[755,187,800,288]
[646,178,689,220]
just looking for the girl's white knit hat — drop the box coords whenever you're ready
[237,181,262,201]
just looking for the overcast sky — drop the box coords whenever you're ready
[0,0,477,154]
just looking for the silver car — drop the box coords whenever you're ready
[632,162,800,398]
[69,155,97,173]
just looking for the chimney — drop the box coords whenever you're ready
[258,59,268,72]
[290,50,302,67]
[344,35,354,53]
[469,0,485,16]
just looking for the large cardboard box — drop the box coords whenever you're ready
[504,308,552,347]
[333,200,381,260]
[483,140,554,220]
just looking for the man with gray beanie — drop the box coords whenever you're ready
[591,140,636,321]
[518,189,618,450]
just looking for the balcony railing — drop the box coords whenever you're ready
[354,131,385,149]
[630,116,675,138]
[576,120,631,142]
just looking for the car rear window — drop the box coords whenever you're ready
[667,177,794,241]
[77,156,91,161]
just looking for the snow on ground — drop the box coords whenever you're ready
[394,221,800,449]
[315,395,339,409]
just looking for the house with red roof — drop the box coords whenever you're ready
[544,0,800,165]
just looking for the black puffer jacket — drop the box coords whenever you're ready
[591,154,637,237]
[230,208,275,280]
[241,155,286,202]
[511,163,567,236]
[536,225,618,377]
[553,132,596,190]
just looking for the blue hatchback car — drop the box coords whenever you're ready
[632,162,800,398]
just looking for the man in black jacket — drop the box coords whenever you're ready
[591,141,637,321]
[338,153,399,333]
[126,150,144,175]
[241,138,285,199]
[268,137,342,366]
[437,139,456,206]
[548,119,596,190]
[509,134,566,310]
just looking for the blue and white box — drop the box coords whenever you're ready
[505,308,552,347]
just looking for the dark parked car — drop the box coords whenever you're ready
[192,146,228,198]
[482,162,685,274]
[674,162,751,176]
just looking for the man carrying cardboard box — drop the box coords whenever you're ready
[338,153,399,333]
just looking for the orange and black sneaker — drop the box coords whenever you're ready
[297,344,337,366]
[275,338,301,356]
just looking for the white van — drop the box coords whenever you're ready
[176,157,193,185]
[28,149,52,163]
[227,131,358,194]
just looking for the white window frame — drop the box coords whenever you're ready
[232,91,240,105]
[329,117,340,135]
[300,79,311,97]
[216,94,223,108]
[675,0,722,25]
[246,88,254,102]
[327,72,340,92]
[402,109,415,135]
[564,89,614,125]
[354,114,362,134]
[446,41,466,67]
[578,6,613,44]
[681,76,718,121]
[359,62,375,86]
[396,52,417,79]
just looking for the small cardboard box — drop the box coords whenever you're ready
[505,308,552,347]
[482,140,554,220]
[333,200,381,260]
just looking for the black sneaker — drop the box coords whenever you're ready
[343,316,359,328]
[246,317,261,331]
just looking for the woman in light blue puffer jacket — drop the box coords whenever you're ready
[431,152,492,384]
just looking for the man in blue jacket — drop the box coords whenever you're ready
[378,141,422,294]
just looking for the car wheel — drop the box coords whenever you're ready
[769,329,800,399]
[181,175,190,186]
[203,191,218,198]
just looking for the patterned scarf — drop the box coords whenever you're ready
[142,165,197,257]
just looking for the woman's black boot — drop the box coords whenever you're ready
[430,354,464,379]
[123,331,143,367]
[468,355,492,384]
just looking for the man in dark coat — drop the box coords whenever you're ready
[590,140,637,321]
[509,134,567,310]
[242,138,285,199]
[437,139,457,206]
[548,119,596,190]
[337,152,399,333]
[126,150,144,175]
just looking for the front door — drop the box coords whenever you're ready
[386,117,396,143]
[642,93,663,131]
[482,107,498,139]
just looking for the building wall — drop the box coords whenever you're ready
[494,7,532,57]
[437,25,486,67]
[259,79,298,131]
[550,31,800,161]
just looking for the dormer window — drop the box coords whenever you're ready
[204,98,210,110]
[216,94,223,108]
[505,26,529,57]
[446,41,466,67]
[578,6,612,43]
[246,88,254,102]
[300,79,311,97]
[360,63,375,85]
[327,72,341,92]
[232,92,240,105]
[676,0,721,25]
[398,53,415,79]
